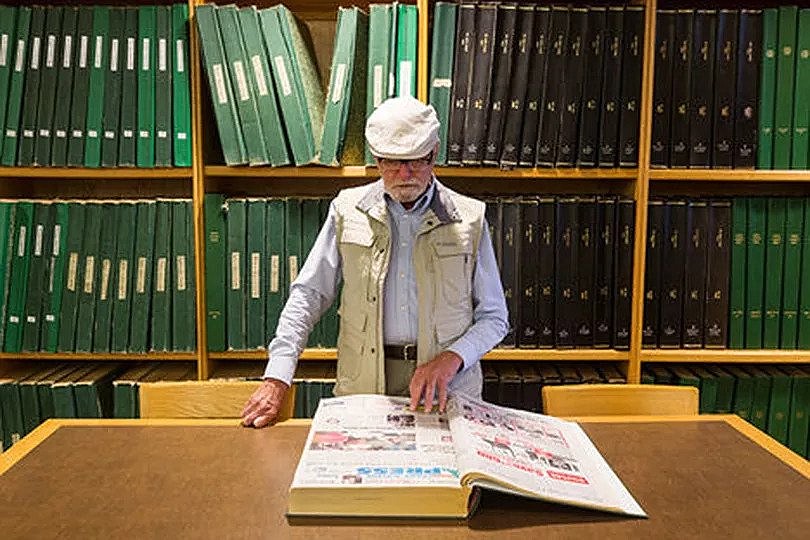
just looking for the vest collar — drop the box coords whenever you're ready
[356,177,461,225]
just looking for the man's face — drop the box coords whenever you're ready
[376,150,436,205]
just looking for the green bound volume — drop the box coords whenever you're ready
[137,6,156,167]
[110,202,136,353]
[395,4,418,97]
[0,7,30,166]
[762,198,785,348]
[246,199,266,349]
[745,198,766,348]
[128,201,156,353]
[150,199,173,352]
[154,6,173,167]
[74,203,103,352]
[171,200,195,352]
[4,201,34,352]
[50,7,78,166]
[792,9,810,169]
[40,202,69,352]
[172,4,192,167]
[83,6,110,167]
[57,202,86,352]
[66,6,93,167]
[92,203,119,352]
[20,203,53,352]
[0,6,18,160]
[204,194,227,352]
[16,6,46,166]
[118,7,139,167]
[757,8,778,169]
[364,4,394,164]
[226,198,247,351]
[780,198,803,348]
[100,7,124,167]
[428,2,457,165]
[265,198,286,342]
[799,198,810,348]
[772,6,798,169]
[32,6,63,167]
[728,198,746,348]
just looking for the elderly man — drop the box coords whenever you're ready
[241,96,508,428]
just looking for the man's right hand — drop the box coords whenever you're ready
[241,378,289,428]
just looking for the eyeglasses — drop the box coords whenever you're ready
[376,152,434,172]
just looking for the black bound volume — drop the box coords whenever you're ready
[650,9,675,167]
[499,4,536,166]
[651,10,675,167]
[659,200,687,347]
[534,5,568,167]
[670,10,693,167]
[618,6,644,167]
[518,198,539,348]
[734,9,761,168]
[682,200,709,347]
[482,3,518,166]
[555,197,578,348]
[689,10,716,168]
[518,6,551,166]
[445,3,476,165]
[594,196,616,348]
[575,197,597,347]
[485,198,503,269]
[555,7,587,167]
[712,10,738,168]
[614,198,634,349]
[643,199,664,347]
[705,200,732,347]
[537,197,556,347]
[598,6,624,167]
[462,3,498,165]
[500,199,520,347]
[577,7,606,167]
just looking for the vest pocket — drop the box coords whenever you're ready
[432,242,473,306]
[337,313,367,381]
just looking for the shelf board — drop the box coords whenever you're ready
[648,169,810,182]
[0,167,193,179]
[435,167,638,179]
[210,349,629,362]
[642,349,810,364]
[0,352,197,361]
[205,166,378,178]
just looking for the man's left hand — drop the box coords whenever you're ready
[409,351,463,413]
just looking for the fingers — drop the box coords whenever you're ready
[409,369,425,411]
[241,383,284,428]
[437,381,449,413]
[423,377,437,413]
[252,415,274,428]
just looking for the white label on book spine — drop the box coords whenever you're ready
[270,255,279,292]
[100,259,111,300]
[26,315,36,323]
[67,253,78,291]
[251,55,268,96]
[158,38,167,71]
[136,256,147,294]
[177,132,187,140]
[176,39,184,73]
[14,39,25,72]
[124,130,133,138]
[8,316,18,324]
[432,78,451,88]
[79,35,88,68]
[231,252,240,290]
[110,38,119,71]
[39,129,50,137]
[23,130,34,138]
[83,256,95,294]
[88,130,98,138]
[56,130,66,138]
[398,61,413,97]
[45,314,55,322]
[17,226,26,257]
[104,131,115,139]
[34,224,45,257]
[127,37,135,70]
[118,259,129,300]
[273,56,292,96]
[34,225,43,256]
[63,35,72,68]
[156,257,167,292]
[176,255,186,291]
[53,225,61,255]
[142,38,150,71]
[94,35,103,68]
[5,129,16,138]
[251,253,260,298]
[157,130,167,138]
[72,129,82,138]
[46,35,56,68]
[234,60,249,101]
[289,255,298,282]
[0,34,7,67]
[331,63,346,103]
[139,130,149,138]
[31,37,41,69]
[373,65,383,107]
[212,63,228,104]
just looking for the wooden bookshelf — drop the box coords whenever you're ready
[0,167,193,179]
[0,352,197,361]
[648,169,810,182]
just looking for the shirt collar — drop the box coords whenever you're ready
[384,177,436,216]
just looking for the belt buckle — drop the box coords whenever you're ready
[403,344,416,362]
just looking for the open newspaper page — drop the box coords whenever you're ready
[291,394,461,489]
[446,392,646,517]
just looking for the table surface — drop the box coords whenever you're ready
[1,415,808,540]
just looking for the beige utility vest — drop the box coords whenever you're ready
[332,179,485,398]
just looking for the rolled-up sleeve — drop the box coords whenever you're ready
[263,202,342,385]
[447,220,509,370]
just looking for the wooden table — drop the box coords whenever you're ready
[1,415,808,539]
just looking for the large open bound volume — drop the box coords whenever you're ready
[287,393,646,518]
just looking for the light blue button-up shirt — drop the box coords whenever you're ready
[263,179,508,386]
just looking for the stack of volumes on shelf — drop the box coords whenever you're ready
[429,2,644,168]
[196,2,417,167]
[0,4,192,168]
[651,7,810,169]
[0,199,196,355]
[643,197,810,350]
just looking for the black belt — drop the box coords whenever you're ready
[384,344,417,361]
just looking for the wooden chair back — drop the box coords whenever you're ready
[541,384,700,416]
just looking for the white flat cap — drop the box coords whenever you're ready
[365,96,440,160]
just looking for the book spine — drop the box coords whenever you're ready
[429,2,457,166]
[650,10,675,167]
[642,200,664,347]
[757,8,778,169]
[593,196,616,347]
[577,7,606,167]
[575,197,596,346]
[482,4,516,166]
[498,5,535,167]
[461,3,497,166]
[500,199,520,347]
[773,7,799,169]
[50,7,77,166]
[518,198,539,348]
[153,6,173,167]
[791,9,810,169]
[597,7,624,167]
[33,7,63,167]
[534,6,567,167]
[618,6,644,167]
[100,8,124,167]
[688,10,715,168]
[555,197,577,347]
[83,6,110,167]
[16,6,46,167]
[682,200,708,347]
[780,198,803,348]
[763,198,786,348]
[669,10,693,168]
[712,10,738,168]
[0,8,30,166]
[445,3,475,166]
[614,198,634,349]
[734,10,761,169]
[537,197,555,348]
[555,7,586,167]
[659,200,687,348]
[172,4,192,167]
[704,200,732,348]
[745,197,766,348]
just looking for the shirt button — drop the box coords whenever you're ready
[401,242,407,247]
[399,273,405,278]
[401,305,406,311]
